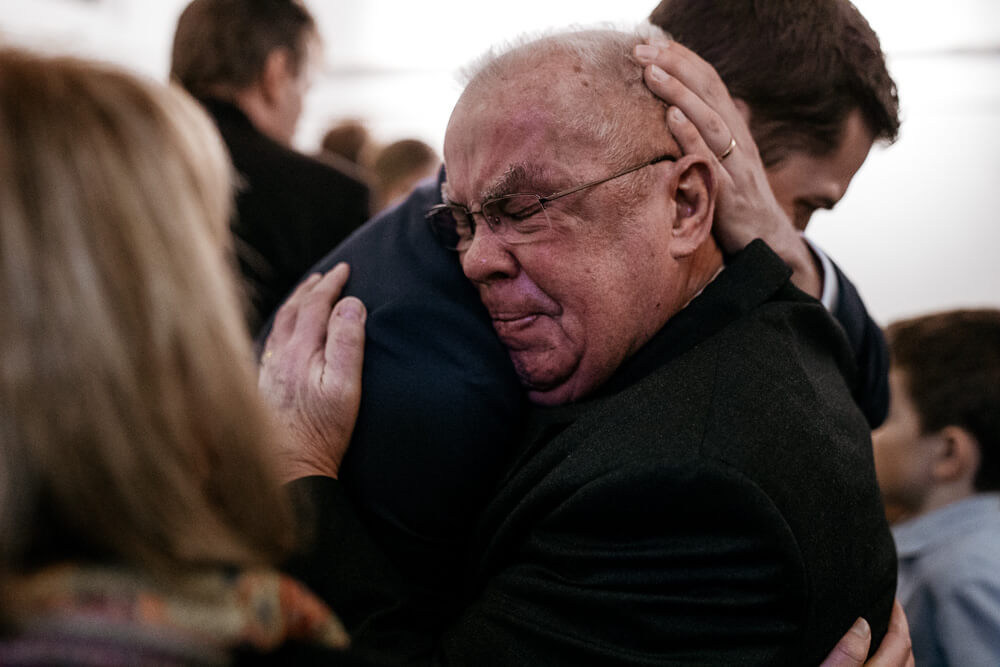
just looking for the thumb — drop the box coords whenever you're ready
[323,296,368,402]
[819,618,871,667]
[323,296,366,392]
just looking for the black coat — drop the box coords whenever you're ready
[288,241,896,666]
[200,98,370,333]
[263,176,889,612]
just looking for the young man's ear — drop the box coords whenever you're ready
[260,48,293,107]
[931,425,981,484]
[667,154,715,258]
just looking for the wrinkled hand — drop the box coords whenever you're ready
[820,601,914,667]
[258,263,366,482]
[633,36,822,298]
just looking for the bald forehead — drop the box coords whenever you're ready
[456,31,676,156]
[443,29,679,205]
[463,43,627,113]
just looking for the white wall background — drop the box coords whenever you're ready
[1,0,998,325]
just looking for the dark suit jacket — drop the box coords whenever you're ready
[267,175,891,648]
[288,240,896,666]
[200,98,370,333]
[262,176,525,613]
[831,261,889,428]
[263,177,887,613]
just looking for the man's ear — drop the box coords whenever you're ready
[260,48,292,107]
[931,425,981,485]
[667,154,715,259]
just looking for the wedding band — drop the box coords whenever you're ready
[718,136,736,161]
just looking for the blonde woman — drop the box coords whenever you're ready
[0,48,365,665]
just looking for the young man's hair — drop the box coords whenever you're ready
[170,0,317,98]
[886,309,1000,492]
[649,0,900,166]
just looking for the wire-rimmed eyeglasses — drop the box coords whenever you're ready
[425,153,677,251]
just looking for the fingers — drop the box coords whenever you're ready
[864,601,914,667]
[635,40,733,114]
[269,263,351,363]
[322,296,366,400]
[270,272,323,344]
[634,40,745,159]
[820,618,871,667]
[641,62,731,157]
[665,106,717,166]
[257,264,366,483]
[271,263,351,335]
[823,602,914,667]
[289,263,351,353]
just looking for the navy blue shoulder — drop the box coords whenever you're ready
[829,259,890,428]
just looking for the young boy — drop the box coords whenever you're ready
[873,308,1000,666]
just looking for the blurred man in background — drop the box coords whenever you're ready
[370,138,440,213]
[171,0,370,333]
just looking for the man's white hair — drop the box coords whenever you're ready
[458,22,674,173]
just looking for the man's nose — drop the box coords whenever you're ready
[460,221,519,284]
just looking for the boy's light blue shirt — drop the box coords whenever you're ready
[893,493,1000,666]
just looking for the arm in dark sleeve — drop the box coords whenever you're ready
[284,470,801,666]
[284,476,436,665]
[436,464,807,666]
[828,258,890,428]
[284,462,888,666]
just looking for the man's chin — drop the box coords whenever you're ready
[513,352,613,406]
[525,385,574,406]
[514,361,592,407]
[511,357,574,406]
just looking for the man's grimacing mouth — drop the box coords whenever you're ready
[491,313,540,323]
[490,313,545,342]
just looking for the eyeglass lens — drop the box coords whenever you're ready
[429,194,551,250]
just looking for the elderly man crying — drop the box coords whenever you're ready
[266,25,900,666]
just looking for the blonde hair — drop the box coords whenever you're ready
[0,48,295,576]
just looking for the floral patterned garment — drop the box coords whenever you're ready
[0,564,349,666]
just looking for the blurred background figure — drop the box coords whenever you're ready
[317,117,376,192]
[369,138,440,213]
[0,47,357,665]
[873,308,1000,666]
[316,122,441,213]
[320,118,374,170]
[170,0,370,335]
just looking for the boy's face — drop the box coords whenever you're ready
[871,368,938,525]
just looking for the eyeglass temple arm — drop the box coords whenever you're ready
[539,153,678,204]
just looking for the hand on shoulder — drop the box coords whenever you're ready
[258,263,366,481]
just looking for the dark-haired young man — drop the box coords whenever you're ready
[171,0,370,332]
[641,0,899,427]
[873,309,1000,666]
[649,0,899,228]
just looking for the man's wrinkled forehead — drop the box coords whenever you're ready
[442,161,567,206]
[442,90,603,207]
